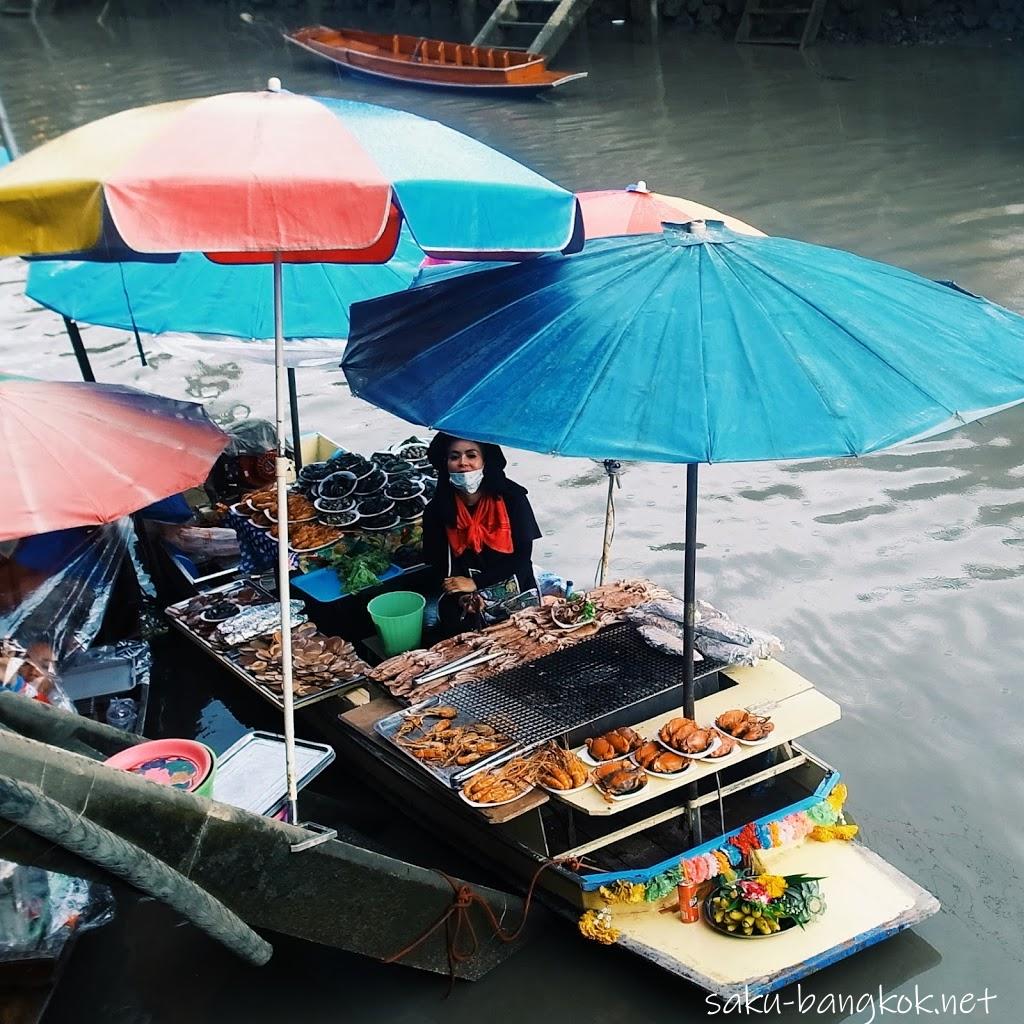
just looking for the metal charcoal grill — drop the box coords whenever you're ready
[438,623,725,784]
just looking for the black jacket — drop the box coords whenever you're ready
[422,432,542,594]
[422,488,541,593]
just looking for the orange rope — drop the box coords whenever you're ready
[385,857,583,993]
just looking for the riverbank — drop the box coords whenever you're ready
[50,0,1024,45]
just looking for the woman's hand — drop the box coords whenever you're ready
[443,576,477,594]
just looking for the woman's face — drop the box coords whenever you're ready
[447,439,485,474]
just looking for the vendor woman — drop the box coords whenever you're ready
[422,432,541,634]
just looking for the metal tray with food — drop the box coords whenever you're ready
[166,583,369,711]
[374,695,525,789]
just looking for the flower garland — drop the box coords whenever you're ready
[577,782,858,943]
[578,908,619,944]
[676,783,858,886]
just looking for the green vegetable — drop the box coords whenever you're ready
[327,544,391,593]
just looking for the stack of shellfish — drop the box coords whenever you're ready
[233,623,370,697]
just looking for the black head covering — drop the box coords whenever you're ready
[426,432,528,527]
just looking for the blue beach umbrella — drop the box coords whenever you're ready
[343,221,1024,714]
[25,227,424,349]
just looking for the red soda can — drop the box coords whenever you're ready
[678,881,700,923]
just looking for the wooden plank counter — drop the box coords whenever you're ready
[552,659,841,817]
[341,658,838,824]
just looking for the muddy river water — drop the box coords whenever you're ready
[1,9,1022,1021]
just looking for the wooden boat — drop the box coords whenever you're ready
[0,691,527,981]
[320,656,941,999]
[284,26,588,93]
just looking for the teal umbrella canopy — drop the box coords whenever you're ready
[344,222,1024,464]
[26,227,424,342]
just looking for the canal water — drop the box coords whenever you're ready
[1,7,1022,1021]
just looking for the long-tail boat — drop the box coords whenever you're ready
[284,26,588,93]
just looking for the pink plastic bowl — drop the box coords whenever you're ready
[105,739,214,794]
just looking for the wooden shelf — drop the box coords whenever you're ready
[552,660,841,817]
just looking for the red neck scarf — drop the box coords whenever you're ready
[446,493,513,558]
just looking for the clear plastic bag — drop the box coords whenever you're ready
[631,597,782,667]
[0,638,73,711]
[0,861,114,958]
[0,519,132,671]
[222,418,279,456]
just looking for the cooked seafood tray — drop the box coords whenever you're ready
[374,696,523,789]
[376,624,724,788]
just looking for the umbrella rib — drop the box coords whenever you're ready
[734,243,962,434]
[709,248,860,456]
[551,251,684,457]
[439,252,637,425]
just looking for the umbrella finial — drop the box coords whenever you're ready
[627,181,650,194]
[662,219,731,247]
[267,77,282,93]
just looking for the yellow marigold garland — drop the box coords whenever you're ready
[713,849,736,880]
[578,908,620,944]
[598,881,646,905]
[754,873,789,898]
[826,783,849,816]
[810,823,859,842]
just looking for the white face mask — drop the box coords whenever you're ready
[449,469,484,495]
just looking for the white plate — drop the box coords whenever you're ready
[578,745,635,767]
[551,613,596,631]
[458,784,535,809]
[538,780,592,796]
[657,733,722,760]
[594,779,649,801]
[715,725,775,747]
[630,753,692,778]
[228,501,252,518]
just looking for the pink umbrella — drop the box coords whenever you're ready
[0,375,227,542]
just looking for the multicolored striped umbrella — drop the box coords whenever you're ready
[0,375,228,542]
[0,80,580,822]
[0,84,581,262]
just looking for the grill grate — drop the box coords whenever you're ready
[442,622,724,749]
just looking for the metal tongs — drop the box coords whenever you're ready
[413,648,503,686]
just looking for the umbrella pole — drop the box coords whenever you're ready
[287,368,302,471]
[62,317,97,383]
[682,462,699,719]
[273,252,299,823]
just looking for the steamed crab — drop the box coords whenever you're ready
[593,760,647,801]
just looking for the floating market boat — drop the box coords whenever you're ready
[284,26,588,93]
[315,609,940,999]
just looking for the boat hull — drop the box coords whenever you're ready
[323,692,940,998]
[0,695,528,981]
[285,27,587,94]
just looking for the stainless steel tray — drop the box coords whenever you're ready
[165,582,367,712]
[374,695,528,790]
[212,730,335,816]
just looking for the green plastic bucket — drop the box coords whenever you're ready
[367,591,426,656]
